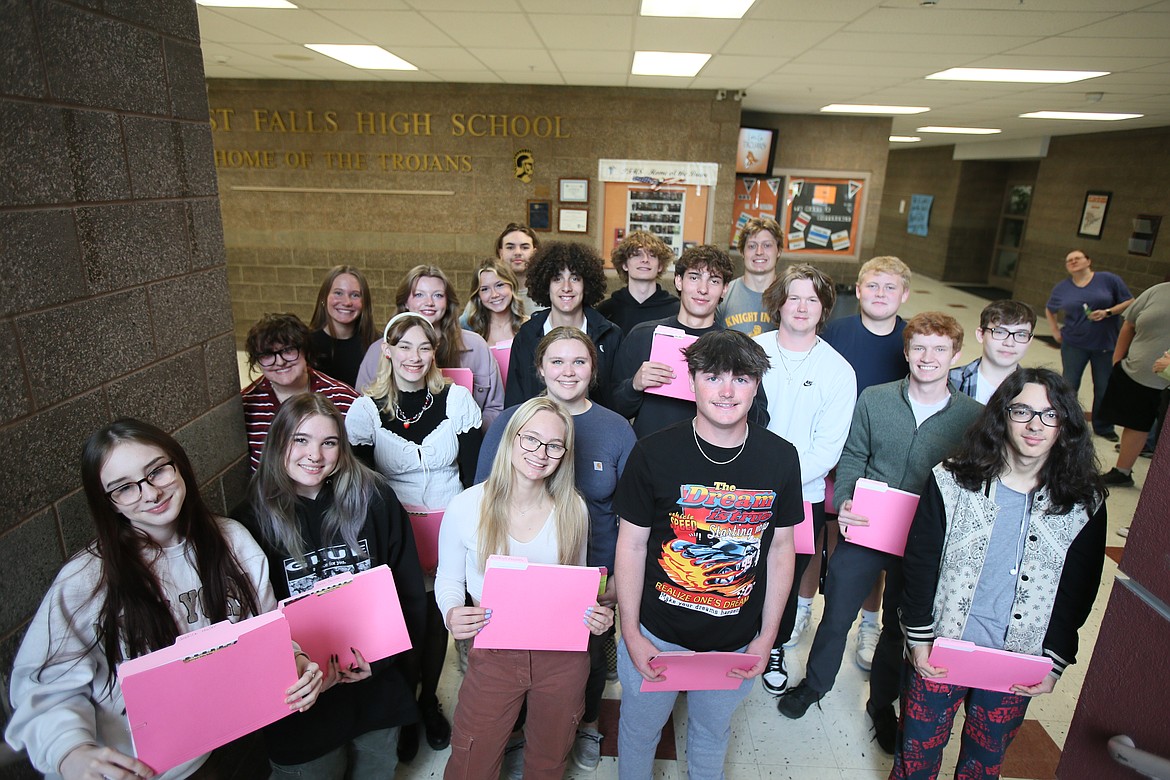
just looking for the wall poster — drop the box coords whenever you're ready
[730,176,782,249]
[627,187,685,256]
[907,194,933,237]
[778,170,869,261]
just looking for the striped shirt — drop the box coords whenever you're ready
[241,369,359,471]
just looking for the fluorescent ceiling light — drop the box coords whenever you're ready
[889,136,921,143]
[917,126,1001,135]
[196,0,296,7]
[1020,111,1142,121]
[631,51,711,77]
[304,44,417,71]
[926,67,1108,84]
[640,0,755,18]
[822,104,930,115]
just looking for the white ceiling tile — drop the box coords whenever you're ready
[1006,37,1170,58]
[315,11,457,45]
[418,12,539,48]
[428,70,505,83]
[467,48,558,71]
[295,0,411,8]
[494,71,567,85]
[196,9,286,44]
[816,32,1039,55]
[520,0,636,13]
[966,54,1168,71]
[207,9,366,42]
[1061,11,1170,38]
[556,73,632,87]
[746,0,881,22]
[632,18,738,51]
[722,21,847,57]
[405,0,523,9]
[685,54,782,80]
[549,50,631,75]
[529,14,632,50]
[385,47,486,70]
[843,8,1113,36]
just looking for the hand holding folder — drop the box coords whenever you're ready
[279,564,411,669]
[640,651,761,692]
[843,479,920,556]
[927,638,1053,693]
[474,555,601,652]
[644,326,698,401]
[120,612,297,773]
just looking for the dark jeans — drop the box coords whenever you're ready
[1061,342,1115,435]
[401,594,447,711]
[583,624,614,723]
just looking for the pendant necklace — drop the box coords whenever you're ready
[778,341,817,383]
[692,420,748,465]
[395,390,433,429]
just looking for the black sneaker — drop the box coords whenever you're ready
[761,648,788,695]
[867,702,898,755]
[397,723,419,763]
[1101,468,1135,487]
[776,681,823,719]
[421,702,451,750]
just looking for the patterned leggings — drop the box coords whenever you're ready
[889,663,1030,780]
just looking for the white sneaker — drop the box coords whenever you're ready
[571,727,603,770]
[856,620,880,671]
[783,603,812,648]
[762,648,788,695]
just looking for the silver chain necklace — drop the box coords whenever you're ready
[692,420,748,465]
[777,340,817,383]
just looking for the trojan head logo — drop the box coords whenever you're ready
[514,149,534,182]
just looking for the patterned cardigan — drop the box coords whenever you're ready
[900,464,1106,678]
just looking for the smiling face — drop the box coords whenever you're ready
[675,265,725,321]
[549,267,585,316]
[384,324,435,391]
[690,370,758,431]
[511,409,566,482]
[284,413,341,499]
[624,247,665,283]
[1006,382,1061,463]
[538,338,592,407]
[904,333,959,390]
[259,343,309,393]
[407,275,448,325]
[856,271,909,325]
[326,273,364,330]
[978,320,1033,371]
[743,229,779,277]
[101,441,187,545]
[477,269,514,314]
[777,278,823,339]
[499,230,536,275]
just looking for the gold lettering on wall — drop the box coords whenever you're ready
[209,108,235,131]
[355,112,434,135]
[215,149,277,169]
[251,109,339,133]
[450,114,569,138]
[210,108,569,140]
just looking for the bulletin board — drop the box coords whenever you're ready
[777,170,869,262]
[730,176,782,249]
[598,159,719,262]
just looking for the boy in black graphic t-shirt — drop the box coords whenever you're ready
[613,330,802,779]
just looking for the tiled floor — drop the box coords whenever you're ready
[241,274,1148,779]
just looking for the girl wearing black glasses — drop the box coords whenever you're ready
[6,419,322,780]
[893,368,1106,779]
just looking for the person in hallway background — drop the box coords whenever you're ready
[717,216,782,336]
[1045,248,1134,442]
[949,300,1036,403]
[462,259,528,347]
[495,223,541,314]
[309,265,376,390]
[596,230,679,335]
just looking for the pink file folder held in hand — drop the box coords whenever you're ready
[441,367,474,393]
[793,501,816,555]
[474,555,601,652]
[640,651,761,692]
[927,638,1053,693]
[120,611,297,773]
[402,504,444,574]
[279,564,411,669]
[490,339,512,384]
[645,325,697,402]
[843,478,920,556]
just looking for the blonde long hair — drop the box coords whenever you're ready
[477,397,586,570]
[466,259,527,339]
[366,313,447,414]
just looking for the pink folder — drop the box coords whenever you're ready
[644,325,697,401]
[842,479,920,556]
[793,501,815,555]
[402,504,444,574]
[927,638,1053,693]
[640,651,761,692]
[120,612,296,773]
[279,564,411,668]
[474,555,601,652]
[442,367,474,393]
[490,339,512,384]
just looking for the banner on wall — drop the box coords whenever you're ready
[907,194,933,237]
[779,172,867,260]
[598,159,719,188]
[730,177,782,248]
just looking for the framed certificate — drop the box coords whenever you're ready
[559,207,588,233]
[559,178,589,203]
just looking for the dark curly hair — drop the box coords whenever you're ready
[943,367,1105,513]
[245,313,311,371]
[674,244,735,285]
[526,242,608,309]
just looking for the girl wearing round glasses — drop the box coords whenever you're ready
[242,313,359,471]
[437,397,615,779]
[7,419,323,780]
[309,265,376,389]
[239,394,427,778]
[893,368,1106,779]
[462,259,528,347]
[345,312,482,762]
[355,266,503,428]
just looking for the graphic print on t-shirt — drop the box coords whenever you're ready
[657,481,775,616]
[283,539,372,595]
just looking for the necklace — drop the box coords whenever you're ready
[394,390,433,429]
[511,496,545,516]
[1009,486,1033,577]
[692,420,748,465]
[777,341,817,383]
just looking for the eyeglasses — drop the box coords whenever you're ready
[256,346,300,366]
[982,327,1033,343]
[516,433,566,459]
[106,461,178,505]
[1006,405,1061,427]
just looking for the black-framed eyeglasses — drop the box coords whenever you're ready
[256,346,301,366]
[106,461,178,505]
[1007,405,1061,427]
[982,327,1033,343]
[516,433,566,459]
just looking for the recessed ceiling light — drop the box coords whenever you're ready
[822,104,930,115]
[889,136,921,143]
[917,126,1001,135]
[631,51,711,77]
[196,0,297,7]
[304,44,417,71]
[640,0,755,18]
[926,67,1108,84]
[1020,111,1142,121]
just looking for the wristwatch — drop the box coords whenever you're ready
[1106,307,1113,316]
